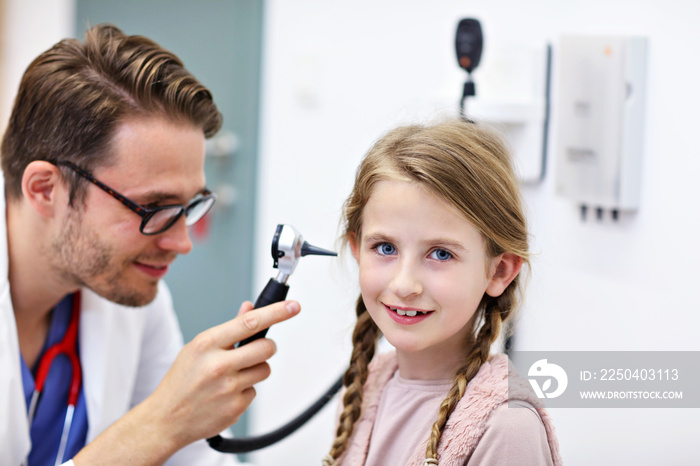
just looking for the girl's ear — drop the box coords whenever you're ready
[21,161,65,218]
[348,232,360,263]
[485,252,523,297]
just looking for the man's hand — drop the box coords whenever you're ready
[151,299,301,443]
[72,300,300,465]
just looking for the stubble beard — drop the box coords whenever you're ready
[50,207,159,307]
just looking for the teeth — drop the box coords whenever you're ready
[391,307,426,317]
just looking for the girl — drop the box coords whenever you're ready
[324,120,562,465]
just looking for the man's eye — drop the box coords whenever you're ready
[430,248,452,261]
[374,242,397,256]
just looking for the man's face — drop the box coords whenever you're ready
[49,117,207,306]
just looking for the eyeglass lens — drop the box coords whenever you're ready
[142,195,216,235]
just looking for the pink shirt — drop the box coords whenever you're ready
[335,353,562,466]
[364,370,554,465]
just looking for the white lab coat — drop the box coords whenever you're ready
[0,176,243,466]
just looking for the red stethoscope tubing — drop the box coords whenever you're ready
[26,291,82,466]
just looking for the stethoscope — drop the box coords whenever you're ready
[24,291,82,466]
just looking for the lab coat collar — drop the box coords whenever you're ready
[0,174,32,465]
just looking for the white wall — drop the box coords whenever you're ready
[0,0,75,134]
[253,0,700,465]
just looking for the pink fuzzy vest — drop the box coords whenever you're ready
[336,352,563,465]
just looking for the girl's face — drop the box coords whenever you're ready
[350,179,503,379]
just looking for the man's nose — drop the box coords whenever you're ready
[156,215,193,255]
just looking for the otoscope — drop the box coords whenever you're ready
[208,224,343,453]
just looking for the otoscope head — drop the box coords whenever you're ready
[270,224,337,283]
[301,242,337,257]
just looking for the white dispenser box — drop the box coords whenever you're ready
[554,35,648,213]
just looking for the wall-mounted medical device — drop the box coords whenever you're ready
[455,18,483,117]
[459,31,552,185]
[554,35,648,219]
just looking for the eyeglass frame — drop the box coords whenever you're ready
[57,160,217,235]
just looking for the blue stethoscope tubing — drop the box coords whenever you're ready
[25,292,82,466]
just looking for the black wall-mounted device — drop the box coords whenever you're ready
[455,18,483,73]
[455,18,484,118]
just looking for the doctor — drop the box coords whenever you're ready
[0,24,300,465]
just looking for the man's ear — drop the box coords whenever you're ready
[348,232,360,263]
[485,252,523,297]
[21,161,66,218]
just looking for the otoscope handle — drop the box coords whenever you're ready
[236,278,289,348]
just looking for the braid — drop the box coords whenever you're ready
[326,296,380,462]
[425,284,516,462]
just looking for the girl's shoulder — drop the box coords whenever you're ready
[466,399,554,466]
[439,353,563,466]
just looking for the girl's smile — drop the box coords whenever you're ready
[383,303,433,324]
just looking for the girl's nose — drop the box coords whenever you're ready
[389,259,423,298]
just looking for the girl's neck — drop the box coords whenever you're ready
[395,346,470,381]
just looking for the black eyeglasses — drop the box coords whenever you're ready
[58,161,216,235]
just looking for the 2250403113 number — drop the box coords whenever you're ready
[599,368,679,381]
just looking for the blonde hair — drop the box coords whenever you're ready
[327,119,530,463]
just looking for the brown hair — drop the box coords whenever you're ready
[326,119,530,463]
[1,23,222,203]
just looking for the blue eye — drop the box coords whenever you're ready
[374,242,397,256]
[430,248,452,261]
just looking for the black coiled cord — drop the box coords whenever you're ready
[207,375,343,453]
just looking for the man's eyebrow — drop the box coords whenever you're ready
[141,192,180,204]
[138,188,208,205]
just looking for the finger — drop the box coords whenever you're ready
[211,359,271,399]
[225,386,257,427]
[221,337,278,372]
[231,361,273,389]
[204,385,259,436]
[237,300,255,317]
[214,300,300,349]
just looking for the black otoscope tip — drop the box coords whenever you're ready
[300,241,337,257]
